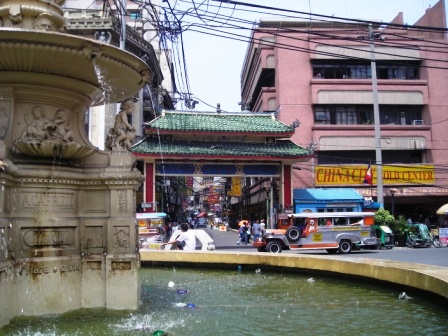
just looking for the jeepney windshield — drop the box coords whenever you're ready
[318,216,365,226]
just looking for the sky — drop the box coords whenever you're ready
[162,0,445,112]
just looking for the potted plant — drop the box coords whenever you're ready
[390,215,409,246]
[373,208,396,247]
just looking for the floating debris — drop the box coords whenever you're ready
[174,302,187,308]
[255,268,261,274]
[168,281,175,288]
[176,289,190,294]
[307,278,315,283]
[399,292,411,300]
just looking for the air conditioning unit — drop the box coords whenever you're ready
[412,120,424,125]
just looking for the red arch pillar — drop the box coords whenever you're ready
[283,165,292,208]
[145,162,155,212]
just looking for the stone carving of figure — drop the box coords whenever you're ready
[20,106,53,142]
[94,31,112,44]
[47,109,73,143]
[106,99,136,150]
[0,106,10,139]
[33,14,53,31]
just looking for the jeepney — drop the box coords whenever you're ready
[253,212,378,254]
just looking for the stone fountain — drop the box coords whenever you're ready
[0,0,150,328]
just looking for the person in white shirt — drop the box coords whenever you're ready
[162,223,196,251]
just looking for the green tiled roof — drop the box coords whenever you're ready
[143,110,294,134]
[132,138,312,159]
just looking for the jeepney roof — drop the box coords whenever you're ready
[288,212,374,218]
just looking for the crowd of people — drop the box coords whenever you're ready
[147,216,266,251]
[237,219,264,245]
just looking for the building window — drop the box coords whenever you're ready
[317,150,423,165]
[129,11,142,20]
[314,105,421,125]
[313,60,420,80]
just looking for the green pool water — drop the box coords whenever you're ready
[1,266,447,335]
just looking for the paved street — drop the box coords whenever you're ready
[200,227,448,268]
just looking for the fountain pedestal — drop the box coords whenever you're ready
[0,0,149,328]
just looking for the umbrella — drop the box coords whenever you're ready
[436,204,448,215]
[238,220,248,226]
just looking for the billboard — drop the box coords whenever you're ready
[315,165,434,186]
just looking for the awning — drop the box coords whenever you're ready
[436,204,448,215]
[196,212,207,218]
[136,212,167,219]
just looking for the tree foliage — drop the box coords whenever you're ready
[374,208,395,226]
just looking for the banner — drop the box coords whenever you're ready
[228,176,242,196]
[315,164,434,186]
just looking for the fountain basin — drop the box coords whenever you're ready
[15,139,95,159]
[140,250,448,300]
[0,29,150,104]
[1,266,447,335]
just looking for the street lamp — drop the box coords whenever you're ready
[263,179,271,229]
[389,188,396,216]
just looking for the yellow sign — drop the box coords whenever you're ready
[228,176,242,196]
[312,233,323,241]
[315,165,434,186]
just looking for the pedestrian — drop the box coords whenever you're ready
[260,219,266,231]
[236,223,248,245]
[252,220,262,241]
[161,223,196,251]
[245,221,252,243]
[166,221,173,239]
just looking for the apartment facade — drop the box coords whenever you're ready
[241,0,448,219]
[64,0,174,148]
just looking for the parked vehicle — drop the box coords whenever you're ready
[253,212,378,254]
[373,225,394,249]
[432,234,442,248]
[406,223,432,248]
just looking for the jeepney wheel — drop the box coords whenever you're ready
[286,227,301,242]
[266,241,283,253]
[338,240,352,254]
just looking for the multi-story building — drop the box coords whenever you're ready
[64,0,174,148]
[240,0,448,219]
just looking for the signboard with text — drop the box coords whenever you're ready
[315,165,434,186]
[439,228,448,246]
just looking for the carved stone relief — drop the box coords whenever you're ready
[113,226,130,248]
[22,228,74,248]
[14,105,94,159]
[0,101,10,140]
[117,190,127,213]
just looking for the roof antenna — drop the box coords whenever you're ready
[216,103,221,113]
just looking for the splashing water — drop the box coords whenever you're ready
[2,267,448,335]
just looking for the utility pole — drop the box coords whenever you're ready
[369,24,384,207]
